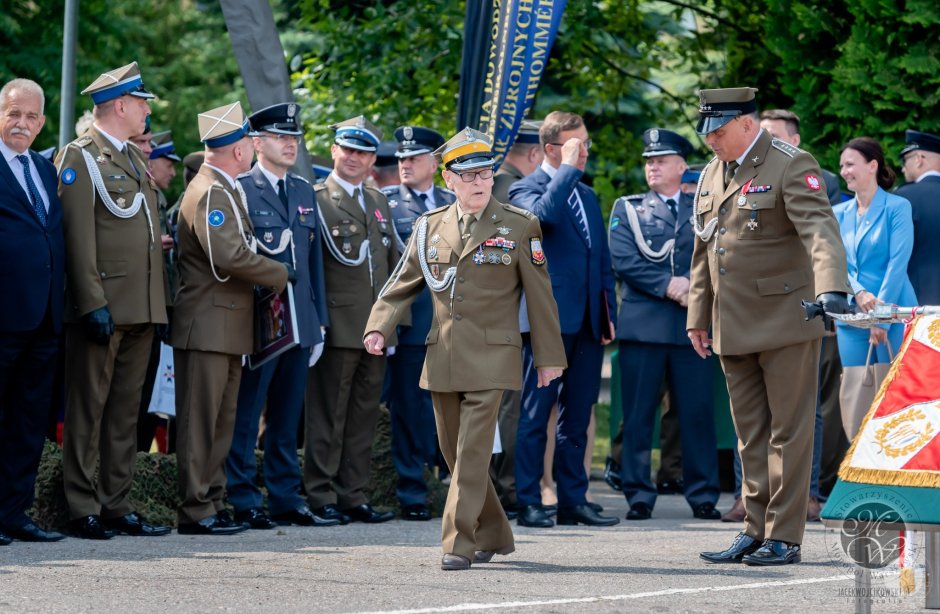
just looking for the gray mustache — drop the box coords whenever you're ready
[11,127,33,138]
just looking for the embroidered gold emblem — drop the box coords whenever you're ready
[928,319,940,347]
[874,407,934,458]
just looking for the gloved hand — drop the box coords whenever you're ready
[284,263,297,284]
[155,323,170,342]
[83,306,114,345]
[816,292,852,332]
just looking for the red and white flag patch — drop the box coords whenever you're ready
[805,175,821,191]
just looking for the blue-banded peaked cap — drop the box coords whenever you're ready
[330,115,382,152]
[198,102,251,148]
[81,62,155,105]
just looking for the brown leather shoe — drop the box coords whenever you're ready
[721,498,746,523]
[441,554,471,570]
[806,496,822,522]
[473,545,515,563]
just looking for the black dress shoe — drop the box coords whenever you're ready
[272,506,341,527]
[313,504,351,525]
[517,504,554,528]
[0,530,10,545]
[215,509,245,528]
[3,521,65,542]
[604,456,623,492]
[177,514,248,536]
[103,513,171,537]
[557,504,620,526]
[692,502,722,520]
[587,501,603,513]
[400,504,432,521]
[342,503,395,524]
[626,502,652,520]
[542,504,557,517]
[700,532,762,563]
[502,506,519,521]
[742,539,801,566]
[657,479,685,495]
[234,508,277,530]
[67,515,116,540]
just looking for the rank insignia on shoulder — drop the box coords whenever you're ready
[530,238,546,266]
[61,168,77,185]
[75,136,92,147]
[208,209,225,227]
[805,175,821,190]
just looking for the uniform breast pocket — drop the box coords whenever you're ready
[736,194,780,239]
[329,221,363,254]
[640,221,665,237]
[696,195,714,215]
[98,259,127,281]
[106,178,141,209]
[254,218,288,249]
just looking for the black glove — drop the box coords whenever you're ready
[816,291,852,332]
[155,323,170,342]
[284,263,297,284]
[83,306,114,345]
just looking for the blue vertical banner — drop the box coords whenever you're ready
[466,0,567,168]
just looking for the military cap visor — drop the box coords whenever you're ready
[642,128,693,159]
[247,103,304,137]
[434,127,496,172]
[334,128,380,152]
[696,88,759,135]
[395,126,446,158]
[900,129,940,158]
[515,119,543,144]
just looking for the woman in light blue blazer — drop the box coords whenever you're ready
[833,137,917,367]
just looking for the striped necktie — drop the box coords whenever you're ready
[16,154,47,226]
[568,189,591,247]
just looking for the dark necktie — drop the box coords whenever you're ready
[353,187,364,211]
[724,160,739,187]
[277,178,288,209]
[419,192,429,210]
[665,198,678,219]
[16,154,47,226]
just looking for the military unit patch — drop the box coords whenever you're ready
[530,238,546,266]
[208,209,225,227]
[805,175,821,191]
[61,168,76,185]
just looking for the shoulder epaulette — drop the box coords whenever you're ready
[314,182,328,191]
[623,193,645,201]
[502,203,534,219]
[235,170,252,179]
[289,172,310,184]
[379,185,399,196]
[74,136,93,148]
[426,204,450,216]
[771,138,801,158]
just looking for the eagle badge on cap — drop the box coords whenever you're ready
[403,126,413,140]
[649,129,659,143]
[287,104,296,118]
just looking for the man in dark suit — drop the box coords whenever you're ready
[380,126,455,520]
[303,116,398,524]
[609,128,721,522]
[896,129,940,305]
[0,78,66,544]
[224,103,337,529]
[509,111,619,528]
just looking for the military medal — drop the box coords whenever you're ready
[473,246,486,265]
[96,155,106,165]
[487,252,501,264]
[116,197,126,207]
[430,234,441,244]
[382,236,390,247]
[349,224,357,233]
[332,228,339,237]
[501,253,511,265]
[737,195,747,206]
[497,226,511,235]
[342,240,351,254]
[747,210,759,231]
[738,179,753,207]
[428,246,438,259]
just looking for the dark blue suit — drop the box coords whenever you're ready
[895,175,940,305]
[509,164,615,508]
[382,183,455,506]
[608,190,719,511]
[225,164,329,515]
[0,147,64,529]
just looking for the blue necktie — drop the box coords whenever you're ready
[17,154,47,226]
[568,189,591,247]
[666,198,678,219]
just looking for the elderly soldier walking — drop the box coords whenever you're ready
[364,128,566,570]
[609,128,721,522]
[689,88,850,566]
[224,103,335,529]
[171,102,290,535]
[56,62,170,539]
[303,116,399,525]
[380,126,455,521]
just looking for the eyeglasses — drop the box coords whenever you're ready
[454,168,494,182]
[261,133,302,143]
[901,153,919,166]
[547,139,592,151]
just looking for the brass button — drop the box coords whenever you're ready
[456,296,463,302]
[718,248,726,255]
[455,314,462,321]
[719,207,726,215]
[784,284,790,291]
[719,227,726,235]
[719,267,726,275]
[100,272,107,278]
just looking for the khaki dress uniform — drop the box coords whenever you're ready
[56,127,167,520]
[303,174,400,510]
[688,130,849,545]
[171,164,287,524]
[366,197,566,559]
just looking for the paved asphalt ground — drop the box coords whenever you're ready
[0,483,929,614]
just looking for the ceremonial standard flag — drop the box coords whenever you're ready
[457,0,568,167]
[839,315,940,487]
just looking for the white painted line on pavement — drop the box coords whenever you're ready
[358,573,860,614]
